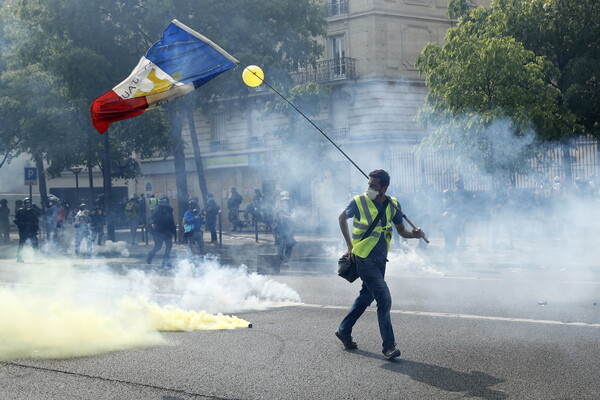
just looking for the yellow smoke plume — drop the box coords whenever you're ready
[0,263,250,361]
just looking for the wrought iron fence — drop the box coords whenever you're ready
[329,128,349,140]
[247,136,265,148]
[384,136,600,193]
[292,58,356,85]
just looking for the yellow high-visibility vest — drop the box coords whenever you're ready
[351,194,399,258]
[148,197,158,212]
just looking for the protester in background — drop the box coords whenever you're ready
[147,197,177,268]
[124,194,140,245]
[273,191,296,267]
[253,188,264,221]
[204,193,220,245]
[183,198,204,255]
[244,200,257,224]
[0,199,10,244]
[336,169,423,360]
[440,189,460,261]
[573,177,593,198]
[138,193,147,228]
[452,178,471,248]
[73,203,92,256]
[14,197,40,263]
[227,187,243,231]
[45,196,59,241]
[148,194,158,214]
[55,198,68,242]
[89,197,106,246]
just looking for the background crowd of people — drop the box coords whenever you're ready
[2,172,597,266]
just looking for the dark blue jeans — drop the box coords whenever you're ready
[338,257,395,350]
[147,231,173,265]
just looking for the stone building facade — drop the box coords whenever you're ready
[133,0,491,225]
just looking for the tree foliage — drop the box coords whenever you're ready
[0,0,326,179]
[416,0,597,179]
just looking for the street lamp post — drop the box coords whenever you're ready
[69,166,83,205]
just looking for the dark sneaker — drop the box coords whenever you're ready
[335,331,358,350]
[383,347,401,360]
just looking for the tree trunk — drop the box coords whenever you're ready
[87,129,95,204]
[169,100,189,241]
[103,131,115,241]
[187,103,209,208]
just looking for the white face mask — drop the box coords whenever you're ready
[365,187,379,200]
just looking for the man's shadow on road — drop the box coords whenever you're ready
[353,350,509,400]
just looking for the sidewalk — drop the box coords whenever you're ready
[1,227,597,277]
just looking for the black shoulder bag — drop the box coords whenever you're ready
[338,198,390,283]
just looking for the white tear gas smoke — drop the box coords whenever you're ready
[305,79,599,316]
[169,256,301,312]
[0,257,300,361]
[93,240,130,257]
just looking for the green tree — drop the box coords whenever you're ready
[448,0,474,20]
[416,1,581,181]
[496,0,600,134]
[4,0,172,177]
[2,0,326,218]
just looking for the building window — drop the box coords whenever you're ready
[331,96,349,130]
[211,113,225,142]
[329,34,346,77]
[330,94,349,140]
[249,109,261,137]
[327,0,348,17]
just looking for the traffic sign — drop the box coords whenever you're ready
[24,167,38,186]
[146,182,152,192]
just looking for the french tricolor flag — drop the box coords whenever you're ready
[91,20,239,133]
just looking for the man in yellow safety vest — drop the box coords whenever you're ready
[336,169,424,360]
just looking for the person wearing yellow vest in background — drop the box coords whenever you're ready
[336,169,424,360]
[148,194,159,213]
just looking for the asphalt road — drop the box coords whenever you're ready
[1,257,600,400]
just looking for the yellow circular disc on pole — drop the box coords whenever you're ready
[242,65,264,87]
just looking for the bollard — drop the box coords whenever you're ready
[255,218,259,243]
[218,209,222,247]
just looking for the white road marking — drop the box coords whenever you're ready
[2,278,599,328]
[300,303,600,328]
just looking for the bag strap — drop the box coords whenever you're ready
[360,198,389,240]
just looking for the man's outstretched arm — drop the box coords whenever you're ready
[339,210,354,259]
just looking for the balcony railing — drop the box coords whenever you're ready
[329,128,349,140]
[247,136,265,148]
[327,0,348,17]
[292,57,356,85]
[209,140,228,152]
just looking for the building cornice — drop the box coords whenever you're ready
[327,9,453,25]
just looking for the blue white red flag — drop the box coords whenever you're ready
[91,20,239,133]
